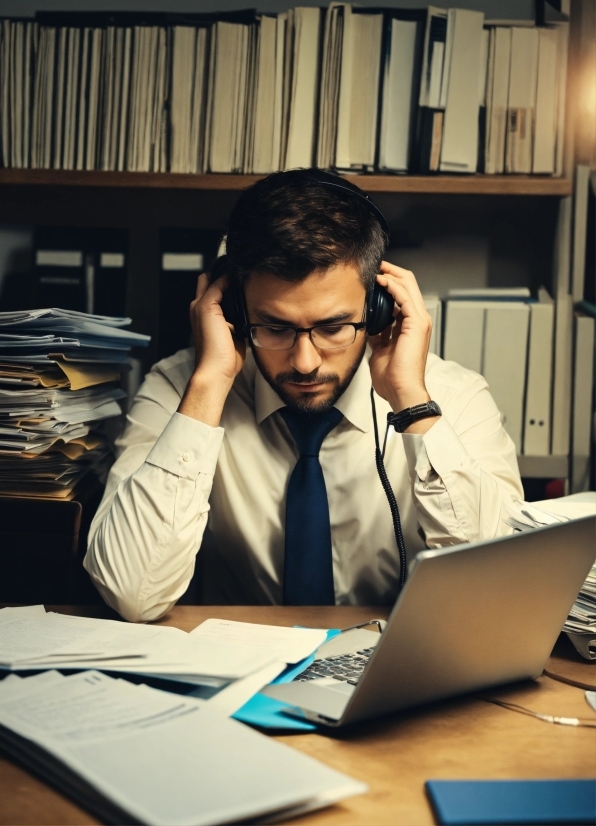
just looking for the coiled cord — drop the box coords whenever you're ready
[371,388,408,589]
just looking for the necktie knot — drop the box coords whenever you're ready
[280,406,343,456]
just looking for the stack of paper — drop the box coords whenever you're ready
[0,669,366,825]
[0,308,149,498]
[0,607,328,709]
[502,493,596,656]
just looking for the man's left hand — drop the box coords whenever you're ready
[368,262,435,426]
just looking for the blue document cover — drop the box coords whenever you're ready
[426,779,596,825]
[233,628,341,731]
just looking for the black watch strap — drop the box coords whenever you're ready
[387,401,442,433]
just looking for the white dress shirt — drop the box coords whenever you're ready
[84,348,523,622]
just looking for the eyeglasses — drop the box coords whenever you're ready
[248,322,367,351]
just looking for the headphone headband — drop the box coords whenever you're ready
[310,177,390,238]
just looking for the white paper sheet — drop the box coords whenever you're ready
[206,661,286,716]
[0,613,278,679]
[191,619,327,664]
[0,671,367,826]
[0,604,47,621]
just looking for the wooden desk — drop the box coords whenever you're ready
[0,605,594,826]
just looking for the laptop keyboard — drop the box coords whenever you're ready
[294,647,375,686]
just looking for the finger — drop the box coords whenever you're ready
[195,272,210,302]
[377,273,430,324]
[376,276,422,318]
[193,272,230,314]
[379,263,427,315]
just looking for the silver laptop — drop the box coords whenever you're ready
[263,516,596,727]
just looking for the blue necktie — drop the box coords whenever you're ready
[280,406,343,605]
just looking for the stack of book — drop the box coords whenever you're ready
[0,308,149,499]
[0,5,568,176]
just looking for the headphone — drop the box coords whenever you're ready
[213,173,395,338]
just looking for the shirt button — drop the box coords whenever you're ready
[182,453,190,462]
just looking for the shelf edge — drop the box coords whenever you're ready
[0,169,573,196]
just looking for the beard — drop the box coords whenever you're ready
[252,339,367,415]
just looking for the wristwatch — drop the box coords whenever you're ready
[387,401,442,433]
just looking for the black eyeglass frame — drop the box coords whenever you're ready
[247,321,367,350]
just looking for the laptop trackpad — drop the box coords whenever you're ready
[262,680,354,721]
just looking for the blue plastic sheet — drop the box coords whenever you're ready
[233,629,341,730]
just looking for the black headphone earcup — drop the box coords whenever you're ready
[366,282,395,336]
[220,280,248,337]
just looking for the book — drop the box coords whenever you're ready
[554,21,569,177]
[414,7,447,173]
[284,7,321,170]
[316,2,344,170]
[532,26,558,174]
[572,165,591,302]
[571,312,595,492]
[439,8,485,174]
[482,301,530,453]
[208,18,256,173]
[250,15,280,174]
[551,292,573,456]
[426,779,596,825]
[505,27,539,174]
[378,11,425,173]
[335,6,383,172]
[33,228,85,312]
[523,289,554,456]
[443,300,484,374]
[484,26,511,174]
[33,227,128,317]
[170,25,210,174]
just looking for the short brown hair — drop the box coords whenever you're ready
[223,169,387,290]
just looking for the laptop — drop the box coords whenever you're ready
[263,516,596,727]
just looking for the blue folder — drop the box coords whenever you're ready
[426,779,596,825]
[233,628,341,731]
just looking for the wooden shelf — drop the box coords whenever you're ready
[0,168,573,195]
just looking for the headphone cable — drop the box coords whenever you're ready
[371,388,408,589]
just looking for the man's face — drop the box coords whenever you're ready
[244,263,368,414]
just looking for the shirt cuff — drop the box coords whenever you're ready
[145,411,224,480]
[402,416,469,482]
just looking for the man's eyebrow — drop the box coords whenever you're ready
[254,310,356,325]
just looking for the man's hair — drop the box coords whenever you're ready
[223,169,388,291]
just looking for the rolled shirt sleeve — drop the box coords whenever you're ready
[401,365,524,548]
[84,362,224,623]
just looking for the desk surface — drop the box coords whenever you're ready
[0,605,594,826]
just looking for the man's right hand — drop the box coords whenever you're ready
[178,273,246,427]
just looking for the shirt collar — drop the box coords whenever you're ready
[254,349,372,433]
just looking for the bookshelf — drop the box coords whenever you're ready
[0,0,592,496]
[0,169,574,196]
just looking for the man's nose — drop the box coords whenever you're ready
[289,332,323,374]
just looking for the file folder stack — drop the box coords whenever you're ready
[502,493,596,659]
[0,308,149,499]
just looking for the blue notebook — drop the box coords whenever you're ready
[426,780,596,825]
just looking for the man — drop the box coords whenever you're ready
[85,169,523,622]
